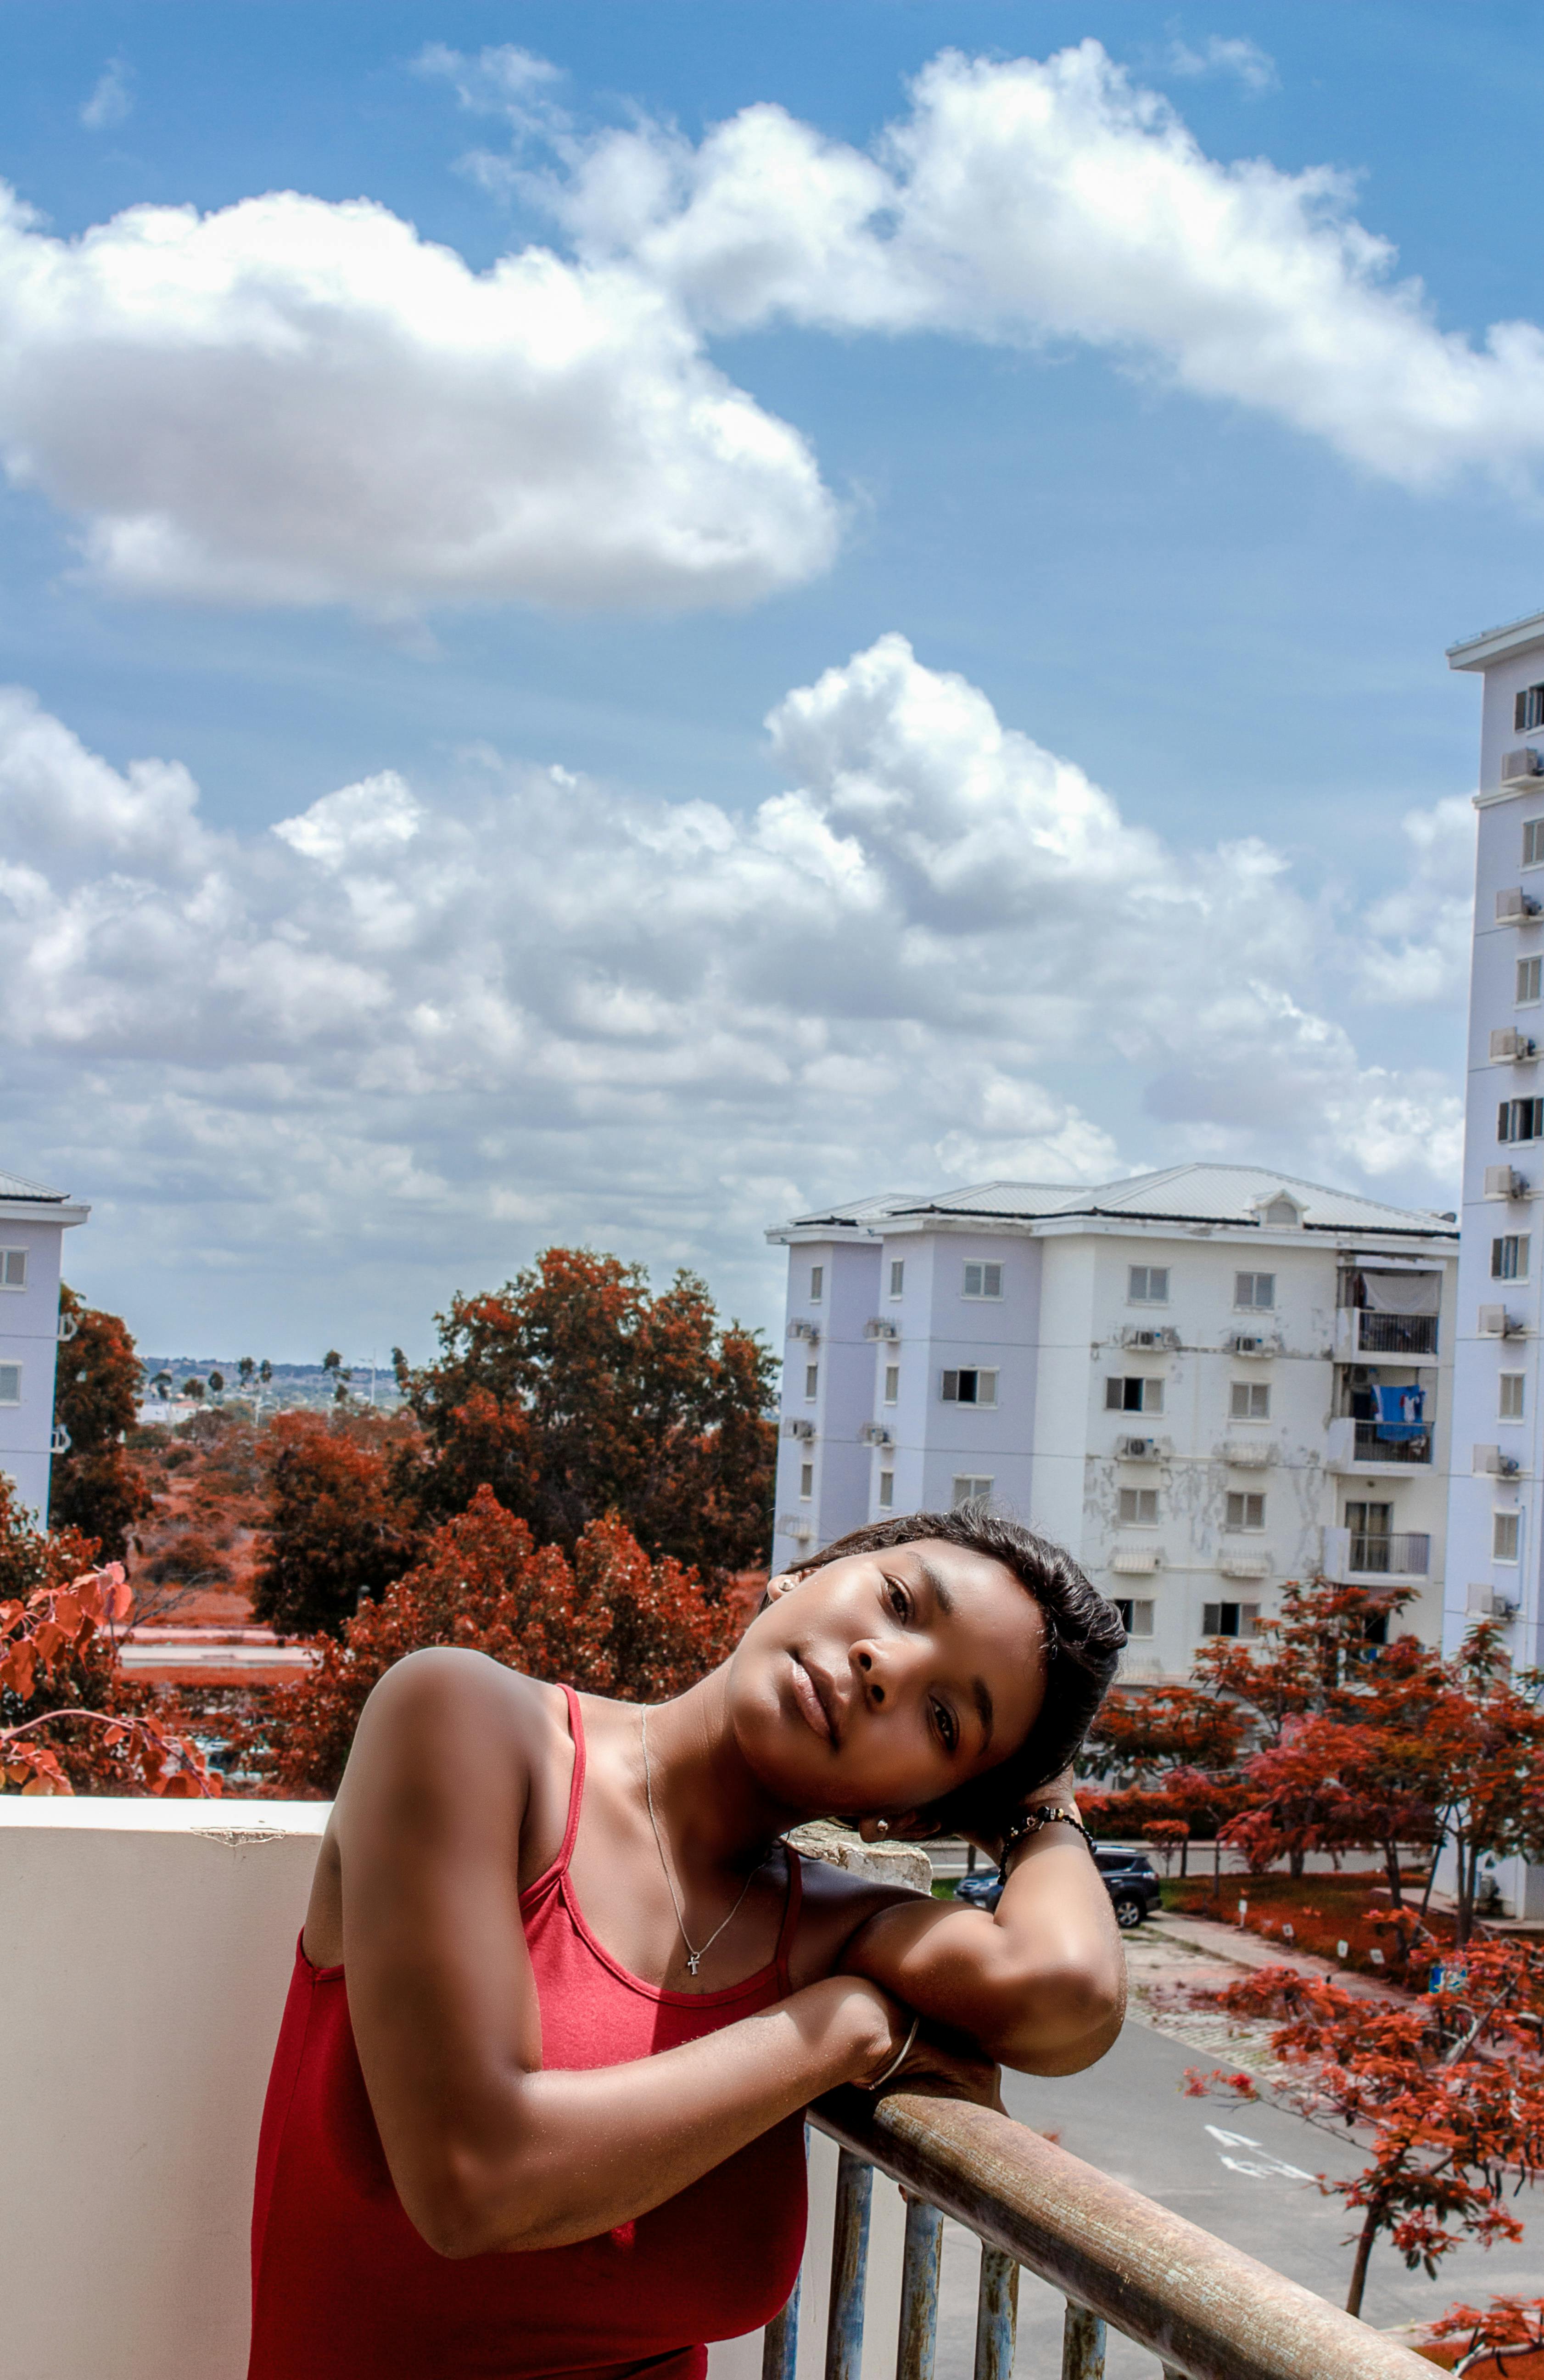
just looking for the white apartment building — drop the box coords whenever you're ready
[0,1167,89,1521]
[768,1165,1457,1678]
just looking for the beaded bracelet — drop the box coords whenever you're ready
[998,1803,1098,1865]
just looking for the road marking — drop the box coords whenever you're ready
[1204,2124,1314,2183]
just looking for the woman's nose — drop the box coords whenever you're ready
[853,1638,910,1708]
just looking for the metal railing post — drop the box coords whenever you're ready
[762,2275,801,2380]
[826,2149,874,2380]
[1061,2298,1105,2377]
[896,2195,943,2380]
[972,2245,1018,2380]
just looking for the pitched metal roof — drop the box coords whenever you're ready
[0,1167,68,1202]
[777,1162,1457,1240]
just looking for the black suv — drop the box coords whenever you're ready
[953,1844,1161,1931]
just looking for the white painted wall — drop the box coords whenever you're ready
[0,1207,79,1520]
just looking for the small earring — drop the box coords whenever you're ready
[875,1819,890,1836]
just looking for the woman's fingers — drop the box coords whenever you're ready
[873,2025,1002,2111]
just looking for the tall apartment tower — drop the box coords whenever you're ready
[768,1165,1457,1678]
[1446,612,1544,1668]
[0,1167,88,1521]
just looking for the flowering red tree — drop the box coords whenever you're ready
[1184,1943,1544,2318]
[255,1485,736,1796]
[1,1558,219,1796]
[252,1409,421,1637]
[1428,2296,1544,2374]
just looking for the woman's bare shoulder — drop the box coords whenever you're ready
[333,1652,570,1830]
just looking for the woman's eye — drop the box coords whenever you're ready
[886,1578,911,1621]
[933,1702,958,1754]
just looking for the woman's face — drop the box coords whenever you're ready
[726,1538,1047,1824]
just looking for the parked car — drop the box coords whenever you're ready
[952,1843,1161,1931]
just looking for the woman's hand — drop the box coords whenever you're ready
[858,2018,1003,2111]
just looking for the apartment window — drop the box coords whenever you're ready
[1230,1381,1270,1421]
[1105,1376,1164,1414]
[1118,1487,1159,1525]
[1501,1373,1527,1421]
[0,1248,25,1290]
[1493,1235,1531,1281]
[1517,688,1544,735]
[804,1363,819,1400]
[1226,1491,1266,1531]
[799,1463,813,1500]
[889,1259,905,1300]
[1128,1264,1169,1304]
[878,1470,895,1509]
[1499,1098,1544,1143]
[883,1364,900,1404]
[1521,957,1544,1006]
[0,1362,18,1403]
[1525,807,1544,858]
[1494,1510,1522,1564]
[1203,1601,1261,1639]
[1114,1598,1155,1639]
[809,1265,823,1302]
[1234,1272,1276,1311]
[952,1475,994,1505]
[941,1368,998,1407]
[962,1261,1003,1300]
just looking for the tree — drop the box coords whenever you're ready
[1413,1623,1544,1945]
[1429,2295,1544,2374]
[208,1370,225,1400]
[252,1411,420,1637]
[1220,1709,1441,1899]
[256,1486,735,1796]
[151,1370,173,1403]
[48,1285,153,1560]
[398,1249,778,1584]
[258,1359,272,1391]
[1085,1681,1246,1785]
[1185,1943,1544,2320]
[238,1358,256,1393]
[1192,1573,1419,1745]
[183,1377,204,1404]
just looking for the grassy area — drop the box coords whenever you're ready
[1164,1868,1453,1981]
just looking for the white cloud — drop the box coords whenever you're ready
[0,183,835,613]
[1166,36,1278,93]
[80,59,134,132]
[0,640,1466,1341]
[552,42,1544,491]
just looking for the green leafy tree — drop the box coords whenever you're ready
[398,1248,778,1584]
[48,1286,153,1561]
[182,1377,205,1404]
[238,1358,255,1392]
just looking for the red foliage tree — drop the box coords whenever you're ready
[252,1409,420,1637]
[1429,2296,1544,2374]
[48,1284,153,1560]
[397,1249,777,1583]
[1220,1710,1440,1901]
[1184,1943,1544,2318]
[256,1486,735,1796]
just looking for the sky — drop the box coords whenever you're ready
[1,1,1539,1364]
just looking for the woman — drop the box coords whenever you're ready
[247,1507,1127,2380]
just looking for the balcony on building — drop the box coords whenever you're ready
[1320,1525,1432,1584]
[1326,1414,1434,1471]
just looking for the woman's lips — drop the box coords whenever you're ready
[790,1653,838,1746]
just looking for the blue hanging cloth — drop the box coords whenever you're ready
[1374,1382,1427,1442]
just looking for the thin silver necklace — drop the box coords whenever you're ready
[640,1707,760,1979]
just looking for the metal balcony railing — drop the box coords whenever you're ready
[1345,1310,1438,1358]
[1348,1530,1431,1577]
[773,2088,1429,2380]
[1352,1422,1431,1467]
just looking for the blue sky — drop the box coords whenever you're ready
[0,4,1536,1361]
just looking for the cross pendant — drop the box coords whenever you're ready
[687,1953,701,1976]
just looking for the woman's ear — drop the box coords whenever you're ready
[757,1573,798,1614]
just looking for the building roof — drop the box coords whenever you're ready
[0,1167,69,1202]
[773,1162,1458,1242]
[1448,607,1544,671]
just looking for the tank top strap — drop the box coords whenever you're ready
[773,1840,803,1995]
[554,1683,587,1874]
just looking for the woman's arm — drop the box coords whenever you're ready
[332,1651,904,2258]
[830,1803,1126,2075]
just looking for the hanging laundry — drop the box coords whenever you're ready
[1373,1383,1427,1442]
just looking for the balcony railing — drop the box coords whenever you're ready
[783,2088,1429,2380]
[1349,1530,1430,1576]
[1348,1310,1438,1358]
[1352,1422,1432,1467]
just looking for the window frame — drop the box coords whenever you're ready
[809,1264,824,1303]
[1524,804,1544,860]
[883,1364,899,1405]
[1494,1510,1522,1564]
[1225,1490,1267,1532]
[1234,1271,1276,1312]
[1493,1235,1532,1283]
[878,1469,895,1510]
[1229,1381,1271,1422]
[1501,1372,1527,1422]
[1118,1486,1160,1527]
[0,1248,26,1291]
[1203,1600,1261,1639]
[804,1362,819,1401]
[1114,1596,1155,1639]
[0,1361,20,1405]
[962,1260,1004,1302]
[888,1259,905,1301]
[1499,1098,1544,1145]
[1127,1263,1170,1305]
[951,1474,994,1506]
[1105,1375,1164,1415]
[1520,956,1544,1008]
[798,1461,813,1501]
[940,1367,999,1408]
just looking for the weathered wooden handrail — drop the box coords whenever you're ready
[771,2085,1433,2380]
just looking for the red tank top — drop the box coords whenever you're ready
[247,1686,808,2380]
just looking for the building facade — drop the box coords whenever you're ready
[0,1168,89,1521]
[768,1165,1457,1677]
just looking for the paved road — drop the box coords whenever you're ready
[921,1918,1544,2377]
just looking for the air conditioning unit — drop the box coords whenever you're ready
[1348,1364,1375,1387]
[1222,1440,1273,1469]
[1497,887,1544,923]
[1502,748,1544,785]
[1110,1547,1163,1576]
[862,1318,900,1340]
[1473,1444,1522,1476]
[1467,1583,1520,1619]
[1492,1027,1539,1063]
[1116,1434,1169,1461]
[1485,1164,1531,1199]
[1121,1325,1180,1350]
[778,1515,815,1542]
[1479,1305,1523,1336]
[782,1418,815,1440]
[1230,1331,1279,1357]
[859,1424,893,1448]
[1218,1549,1272,1580]
[787,1318,820,1342]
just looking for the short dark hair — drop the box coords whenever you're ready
[789,1503,1125,1837]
